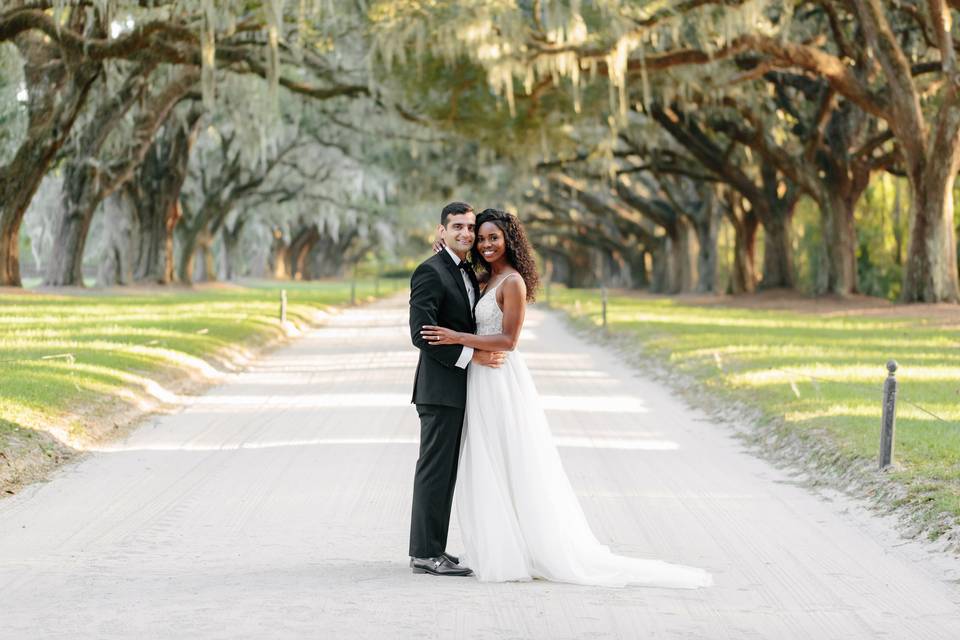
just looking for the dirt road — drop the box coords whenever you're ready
[2,295,958,638]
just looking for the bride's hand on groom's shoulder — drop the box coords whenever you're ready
[433,225,446,253]
[472,350,505,368]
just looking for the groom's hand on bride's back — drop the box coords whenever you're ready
[473,350,505,368]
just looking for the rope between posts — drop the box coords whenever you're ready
[898,397,951,424]
[771,366,953,425]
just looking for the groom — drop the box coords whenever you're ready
[408,201,504,576]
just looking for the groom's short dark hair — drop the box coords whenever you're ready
[441,201,473,226]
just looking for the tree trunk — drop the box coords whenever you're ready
[269,230,291,279]
[902,161,960,302]
[729,210,759,295]
[96,246,123,287]
[0,12,96,286]
[0,200,22,285]
[45,64,196,287]
[892,179,905,266]
[288,224,320,280]
[43,209,95,286]
[219,218,246,281]
[131,109,202,283]
[191,229,216,283]
[648,238,669,293]
[628,249,648,289]
[562,245,596,288]
[692,198,722,294]
[0,32,100,286]
[43,163,100,286]
[758,211,795,290]
[665,218,697,293]
[177,223,201,285]
[94,191,135,287]
[816,189,859,295]
[308,229,360,279]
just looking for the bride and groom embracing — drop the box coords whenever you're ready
[407,201,712,588]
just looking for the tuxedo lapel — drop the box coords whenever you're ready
[466,270,480,312]
[440,250,473,318]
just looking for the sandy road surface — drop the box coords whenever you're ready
[1,294,959,639]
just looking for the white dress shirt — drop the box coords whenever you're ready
[444,246,475,369]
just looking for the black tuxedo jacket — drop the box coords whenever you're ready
[409,250,480,409]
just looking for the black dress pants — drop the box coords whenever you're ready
[409,403,465,558]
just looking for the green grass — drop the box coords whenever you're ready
[548,286,960,532]
[0,279,402,447]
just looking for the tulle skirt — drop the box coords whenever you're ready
[455,350,712,588]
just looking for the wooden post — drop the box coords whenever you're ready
[879,359,898,469]
[280,289,287,323]
[544,260,553,307]
[350,264,357,305]
[601,284,608,330]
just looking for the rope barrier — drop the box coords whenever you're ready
[771,366,953,425]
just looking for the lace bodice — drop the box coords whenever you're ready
[475,274,518,336]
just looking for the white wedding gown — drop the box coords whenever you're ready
[455,275,712,588]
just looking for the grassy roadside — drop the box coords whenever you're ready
[547,286,960,544]
[0,279,403,494]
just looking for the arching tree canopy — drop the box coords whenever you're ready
[0,0,958,302]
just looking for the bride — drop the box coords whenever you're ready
[420,208,712,588]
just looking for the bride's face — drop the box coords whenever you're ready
[477,221,507,264]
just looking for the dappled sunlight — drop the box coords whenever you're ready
[247,350,417,373]
[527,368,610,379]
[521,352,597,369]
[313,326,409,339]
[552,287,960,523]
[553,436,678,450]
[87,436,421,452]
[548,426,667,438]
[0,401,78,447]
[582,308,915,332]
[180,392,651,414]
[86,433,676,453]
[785,404,959,423]
[0,282,388,449]
[188,392,411,409]
[244,363,416,376]
[785,405,882,422]
[1,339,225,377]
[728,365,960,387]
[541,395,649,413]
[0,307,282,328]
[682,342,960,362]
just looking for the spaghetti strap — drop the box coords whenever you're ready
[483,272,522,295]
[496,273,522,288]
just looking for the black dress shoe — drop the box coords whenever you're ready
[410,556,473,577]
[408,551,460,567]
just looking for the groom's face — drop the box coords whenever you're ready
[442,212,476,256]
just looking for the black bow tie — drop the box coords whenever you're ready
[457,260,478,286]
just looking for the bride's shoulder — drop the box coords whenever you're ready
[501,271,526,295]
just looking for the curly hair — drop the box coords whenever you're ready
[471,208,540,302]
